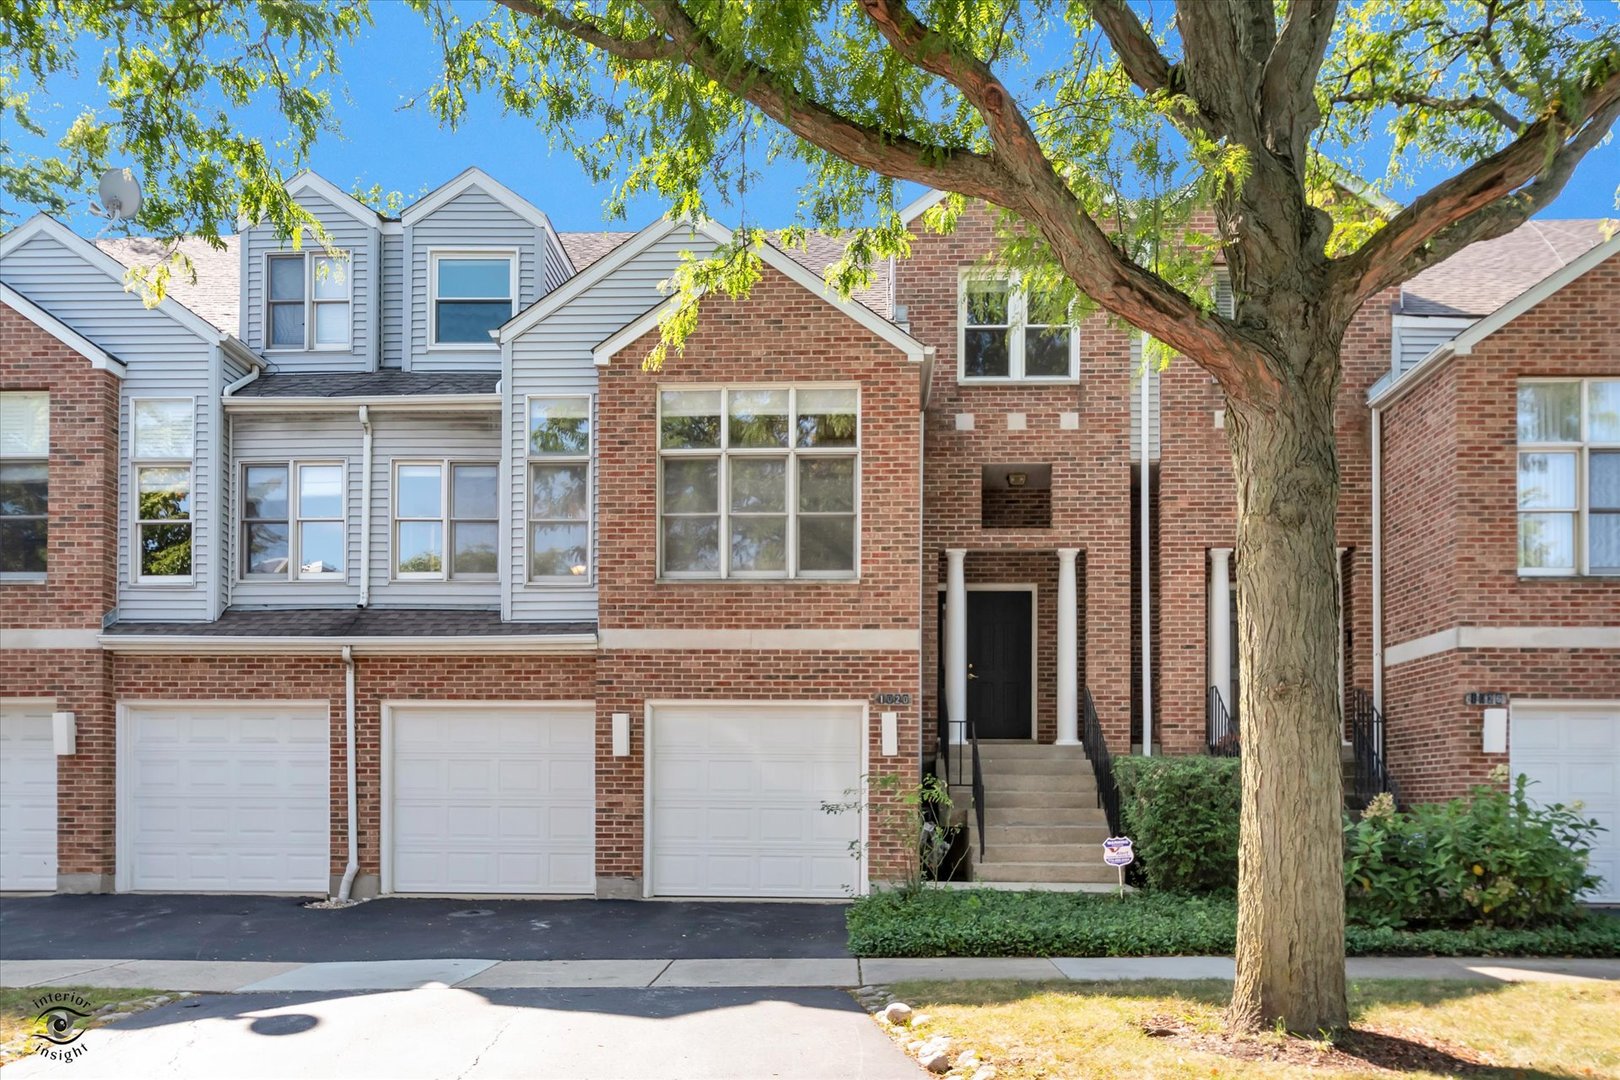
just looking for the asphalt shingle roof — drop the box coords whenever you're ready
[1401,219,1611,317]
[104,608,594,638]
[234,371,500,397]
[96,234,241,335]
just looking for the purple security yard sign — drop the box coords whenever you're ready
[1102,836,1134,896]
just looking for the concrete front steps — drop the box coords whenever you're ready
[954,740,1118,886]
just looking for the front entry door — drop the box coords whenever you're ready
[940,589,1033,740]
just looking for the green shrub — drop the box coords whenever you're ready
[1344,774,1604,930]
[1112,755,1241,894]
[845,887,1620,958]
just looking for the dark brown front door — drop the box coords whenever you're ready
[939,589,1033,740]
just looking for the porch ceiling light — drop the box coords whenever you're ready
[1006,472,1028,488]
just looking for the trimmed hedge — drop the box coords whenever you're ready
[845,888,1620,959]
[1112,755,1240,893]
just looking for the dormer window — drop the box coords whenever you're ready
[266,252,350,351]
[959,273,1078,382]
[431,251,514,346]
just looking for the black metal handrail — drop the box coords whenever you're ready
[941,712,986,857]
[1346,688,1402,810]
[1206,686,1241,757]
[1080,689,1122,836]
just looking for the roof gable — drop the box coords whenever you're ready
[285,171,384,229]
[401,167,555,235]
[0,283,126,375]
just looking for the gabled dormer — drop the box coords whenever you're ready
[240,172,384,372]
[400,167,573,372]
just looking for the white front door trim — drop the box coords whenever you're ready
[936,581,1039,740]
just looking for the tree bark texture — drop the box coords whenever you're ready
[1226,362,1348,1034]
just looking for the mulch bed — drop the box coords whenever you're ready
[1142,1014,1503,1075]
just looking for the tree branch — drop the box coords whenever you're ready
[1329,88,1525,134]
[1259,0,1339,158]
[1079,0,1173,95]
[1332,65,1620,309]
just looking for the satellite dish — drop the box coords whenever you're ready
[93,168,143,221]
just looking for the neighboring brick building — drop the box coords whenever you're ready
[1,172,1614,902]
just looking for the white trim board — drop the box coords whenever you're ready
[100,633,598,656]
[0,286,126,375]
[1,629,104,650]
[934,582,1040,740]
[1385,625,1620,667]
[598,628,920,651]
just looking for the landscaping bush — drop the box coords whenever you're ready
[845,887,1620,958]
[1112,755,1240,894]
[1344,774,1604,930]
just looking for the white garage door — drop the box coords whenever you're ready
[1511,701,1620,904]
[649,703,864,898]
[388,705,594,894]
[121,704,330,893]
[1,702,57,891]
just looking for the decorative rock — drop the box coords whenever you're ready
[971,1067,998,1080]
[909,1012,932,1027]
[918,1049,951,1074]
[954,1050,981,1070]
[880,1001,913,1026]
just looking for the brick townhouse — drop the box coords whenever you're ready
[1,168,1615,901]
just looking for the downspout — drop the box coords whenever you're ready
[1139,346,1153,755]
[337,644,360,900]
[357,406,373,608]
[1370,406,1384,712]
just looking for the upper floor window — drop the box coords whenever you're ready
[267,252,351,350]
[242,462,345,579]
[0,391,48,577]
[658,386,858,580]
[1517,378,1620,575]
[132,398,194,581]
[960,274,1077,382]
[527,397,590,582]
[431,252,514,346]
[393,461,498,579]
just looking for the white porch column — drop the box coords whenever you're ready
[1055,548,1081,745]
[1208,548,1233,714]
[945,549,968,744]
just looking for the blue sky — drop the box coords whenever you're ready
[16,3,1618,236]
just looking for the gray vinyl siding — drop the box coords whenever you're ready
[408,189,543,371]
[0,231,219,621]
[242,191,377,371]
[505,227,710,622]
[227,412,364,607]
[541,233,574,292]
[1393,319,1473,378]
[381,230,404,368]
[368,411,502,608]
[1128,336,1161,462]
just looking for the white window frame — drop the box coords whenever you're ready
[390,459,499,581]
[524,395,593,586]
[428,248,516,350]
[263,250,352,352]
[238,460,347,582]
[957,270,1080,384]
[656,384,861,582]
[130,397,196,584]
[1517,376,1620,577]
[0,390,49,581]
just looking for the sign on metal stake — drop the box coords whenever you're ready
[1102,836,1134,898]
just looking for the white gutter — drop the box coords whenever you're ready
[337,645,360,901]
[223,366,261,396]
[357,406,373,608]
[1370,406,1384,711]
[224,394,500,413]
[99,633,599,655]
[1140,347,1153,755]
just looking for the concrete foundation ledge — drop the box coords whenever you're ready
[55,873,114,894]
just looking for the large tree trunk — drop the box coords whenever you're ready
[1226,349,1349,1034]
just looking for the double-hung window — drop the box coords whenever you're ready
[242,462,345,579]
[431,252,514,346]
[393,461,498,579]
[267,252,351,350]
[527,398,590,582]
[1517,378,1620,575]
[0,391,49,576]
[132,399,195,581]
[658,386,859,580]
[960,274,1078,381]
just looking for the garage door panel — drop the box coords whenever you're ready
[1,705,58,891]
[1512,702,1620,905]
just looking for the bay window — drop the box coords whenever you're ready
[132,398,194,581]
[243,462,345,579]
[658,386,858,579]
[431,252,514,345]
[960,274,1078,381]
[267,251,351,350]
[0,391,48,576]
[1517,378,1620,575]
[527,397,590,582]
[393,461,498,579]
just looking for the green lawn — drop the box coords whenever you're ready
[0,986,163,1064]
[877,978,1620,1079]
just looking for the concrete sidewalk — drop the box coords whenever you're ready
[4,955,1616,992]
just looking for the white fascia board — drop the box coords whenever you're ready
[497,214,690,344]
[591,294,686,365]
[898,187,948,225]
[285,171,385,229]
[0,284,126,376]
[223,393,501,413]
[100,632,599,655]
[1371,233,1620,409]
[0,214,234,347]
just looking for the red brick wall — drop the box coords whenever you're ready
[1,304,120,629]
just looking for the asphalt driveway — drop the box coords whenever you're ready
[3,986,921,1079]
[0,894,851,962]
